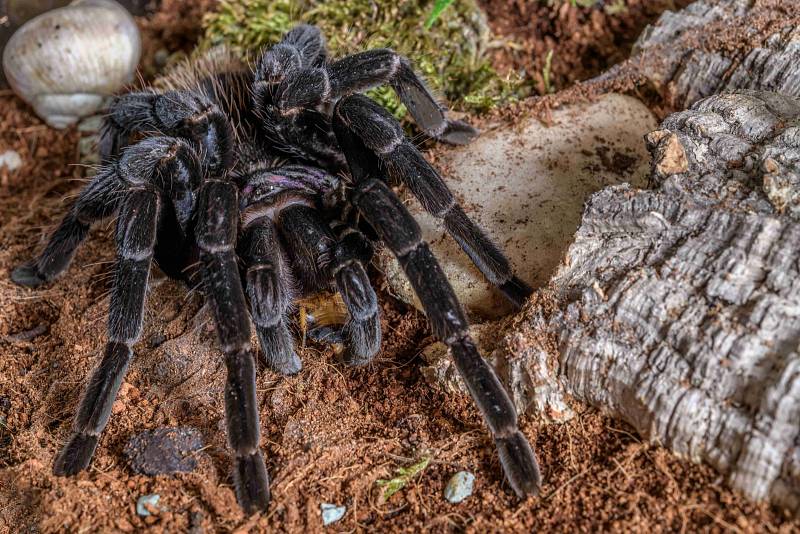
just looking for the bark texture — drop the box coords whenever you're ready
[425,91,800,509]
[420,0,800,511]
[598,0,800,109]
[551,91,800,510]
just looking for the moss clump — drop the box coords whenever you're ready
[201,0,520,117]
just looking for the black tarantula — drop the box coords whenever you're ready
[11,25,540,512]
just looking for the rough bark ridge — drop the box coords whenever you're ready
[597,0,800,109]
[423,91,800,510]
[421,0,800,512]
[497,91,800,512]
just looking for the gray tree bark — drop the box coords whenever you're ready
[423,0,800,510]
[594,0,800,109]
[551,90,800,510]
[424,91,800,510]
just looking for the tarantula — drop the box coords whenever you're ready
[12,25,540,512]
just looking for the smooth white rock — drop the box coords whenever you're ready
[320,503,346,525]
[444,471,475,503]
[380,93,658,319]
[0,150,23,172]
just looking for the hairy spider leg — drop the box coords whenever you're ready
[11,168,122,287]
[257,24,328,74]
[238,218,302,375]
[264,45,479,145]
[195,178,270,513]
[336,95,533,309]
[329,224,382,365]
[98,91,155,162]
[277,204,381,365]
[252,31,343,169]
[333,105,542,497]
[52,138,188,475]
[99,90,233,176]
[329,49,478,144]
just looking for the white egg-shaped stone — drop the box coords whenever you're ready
[2,0,141,128]
[380,94,658,319]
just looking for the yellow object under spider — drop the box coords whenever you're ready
[296,292,349,353]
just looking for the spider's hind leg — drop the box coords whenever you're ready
[255,25,476,145]
[326,49,478,144]
[334,94,532,309]
[11,167,121,287]
[333,110,541,497]
[99,90,233,175]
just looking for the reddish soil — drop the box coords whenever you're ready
[0,1,798,533]
[480,0,693,95]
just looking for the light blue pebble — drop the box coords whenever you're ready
[320,502,346,526]
[136,494,161,517]
[444,471,475,503]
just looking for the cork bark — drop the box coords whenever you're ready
[596,0,800,108]
[421,90,800,508]
[419,0,800,511]
[535,90,800,510]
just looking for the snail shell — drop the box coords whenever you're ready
[2,0,141,129]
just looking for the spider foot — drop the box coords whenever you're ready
[341,315,381,367]
[436,119,480,145]
[53,432,98,476]
[11,263,48,288]
[496,430,542,498]
[233,451,271,514]
[257,325,302,376]
[498,275,534,310]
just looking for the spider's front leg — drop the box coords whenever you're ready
[253,24,477,147]
[53,137,199,474]
[196,178,270,512]
[239,218,301,375]
[333,108,541,498]
[276,203,381,365]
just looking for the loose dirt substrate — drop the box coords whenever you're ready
[0,1,799,532]
[479,0,693,96]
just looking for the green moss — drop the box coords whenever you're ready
[201,0,521,118]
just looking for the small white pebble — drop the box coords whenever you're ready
[136,494,161,517]
[0,150,23,172]
[444,471,475,503]
[320,502,346,526]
